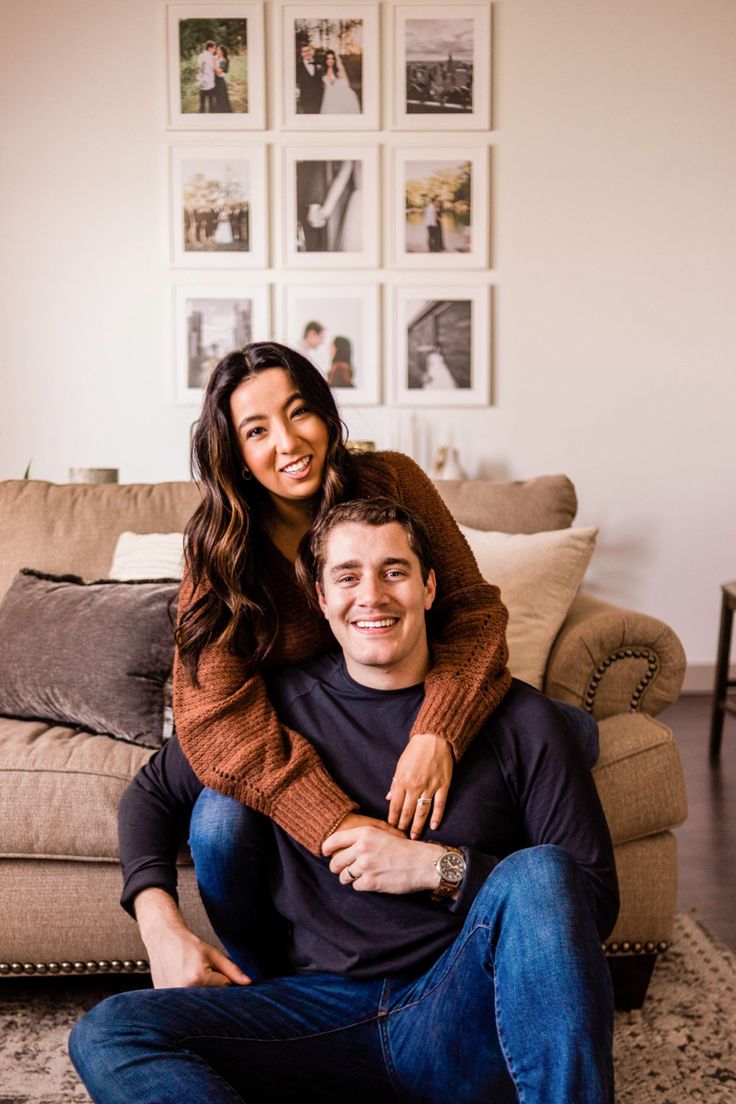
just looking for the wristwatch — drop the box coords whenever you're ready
[431,845,466,902]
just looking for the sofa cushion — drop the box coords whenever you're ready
[109,532,185,581]
[0,718,153,861]
[0,479,200,600]
[459,525,598,689]
[434,474,577,533]
[0,570,178,747]
[593,713,687,846]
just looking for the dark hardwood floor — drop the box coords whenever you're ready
[660,693,736,951]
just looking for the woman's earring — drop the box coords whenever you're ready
[242,467,253,480]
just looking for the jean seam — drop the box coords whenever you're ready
[377,979,405,1103]
[174,1009,382,1047]
[388,919,491,1015]
[493,961,526,1104]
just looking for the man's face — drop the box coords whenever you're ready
[317,521,436,690]
[301,45,314,63]
[305,328,324,349]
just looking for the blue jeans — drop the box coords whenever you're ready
[70,839,614,1103]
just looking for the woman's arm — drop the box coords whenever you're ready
[385,452,512,758]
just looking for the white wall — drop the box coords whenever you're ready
[1,0,734,680]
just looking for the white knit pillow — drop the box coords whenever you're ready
[459,525,598,689]
[108,532,185,581]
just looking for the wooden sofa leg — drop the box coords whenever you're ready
[608,953,657,1010]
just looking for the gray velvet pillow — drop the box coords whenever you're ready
[0,569,179,748]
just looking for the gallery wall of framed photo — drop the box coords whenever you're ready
[166,0,494,415]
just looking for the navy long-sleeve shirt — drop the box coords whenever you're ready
[119,657,618,979]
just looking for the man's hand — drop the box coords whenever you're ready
[386,733,453,839]
[323,826,444,895]
[135,888,251,990]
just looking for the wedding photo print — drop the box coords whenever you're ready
[284,147,378,267]
[167,4,265,128]
[393,3,490,129]
[282,283,380,404]
[281,4,379,128]
[170,146,267,268]
[175,285,269,402]
[393,148,488,268]
[393,286,489,406]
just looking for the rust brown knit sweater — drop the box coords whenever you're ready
[174,451,511,855]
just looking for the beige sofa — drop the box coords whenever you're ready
[0,475,687,1009]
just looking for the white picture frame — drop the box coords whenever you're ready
[391,146,488,269]
[279,2,380,130]
[282,145,379,268]
[167,4,266,130]
[391,284,490,407]
[279,281,380,405]
[173,283,271,404]
[392,3,491,131]
[170,145,268,268]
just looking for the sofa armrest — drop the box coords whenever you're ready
[544,592,687,719]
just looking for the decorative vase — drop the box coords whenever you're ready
[68,468,119,484]
[432,446,467,481]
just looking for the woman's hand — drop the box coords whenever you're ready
[386,733,453,838]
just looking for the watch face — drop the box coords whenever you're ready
[438,850,465,884]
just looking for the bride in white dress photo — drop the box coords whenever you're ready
[320,50,361,115]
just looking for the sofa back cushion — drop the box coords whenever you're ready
[0,480,200,600]
[434,474,577,533]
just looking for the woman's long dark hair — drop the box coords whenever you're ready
[177,341,356,682]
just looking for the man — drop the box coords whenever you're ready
[424,195,443,252]
[297,320,329,376]
[70,499,618,1104]
[196,41,217,113]
[296,41,324,114]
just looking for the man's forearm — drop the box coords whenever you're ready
[134,887,187,943]
[134,887,250,989]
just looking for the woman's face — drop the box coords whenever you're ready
[326,52,335,70]
[230,367,329,509]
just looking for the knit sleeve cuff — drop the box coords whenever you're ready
[267,769,358,857]
[411,669,512,759]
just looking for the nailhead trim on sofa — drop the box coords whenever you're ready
[584,649,660,713]
[602,940,669,955]
[0,959,150,976]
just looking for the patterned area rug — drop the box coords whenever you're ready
[0,912,733,1103]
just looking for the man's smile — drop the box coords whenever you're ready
[351,617,400,632]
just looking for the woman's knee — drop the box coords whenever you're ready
[189,788,265,863]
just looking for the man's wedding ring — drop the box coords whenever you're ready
[417,796,431,806]
[347,867,357,881]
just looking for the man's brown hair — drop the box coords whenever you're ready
[298,497,435,593]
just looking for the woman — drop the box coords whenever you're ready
[213,45,232,113]
[320,49,361,115]
[175,342,510,855]
[213,206,234,246]
[327,335,355,388]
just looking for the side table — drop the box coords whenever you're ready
[710,580,736,763]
